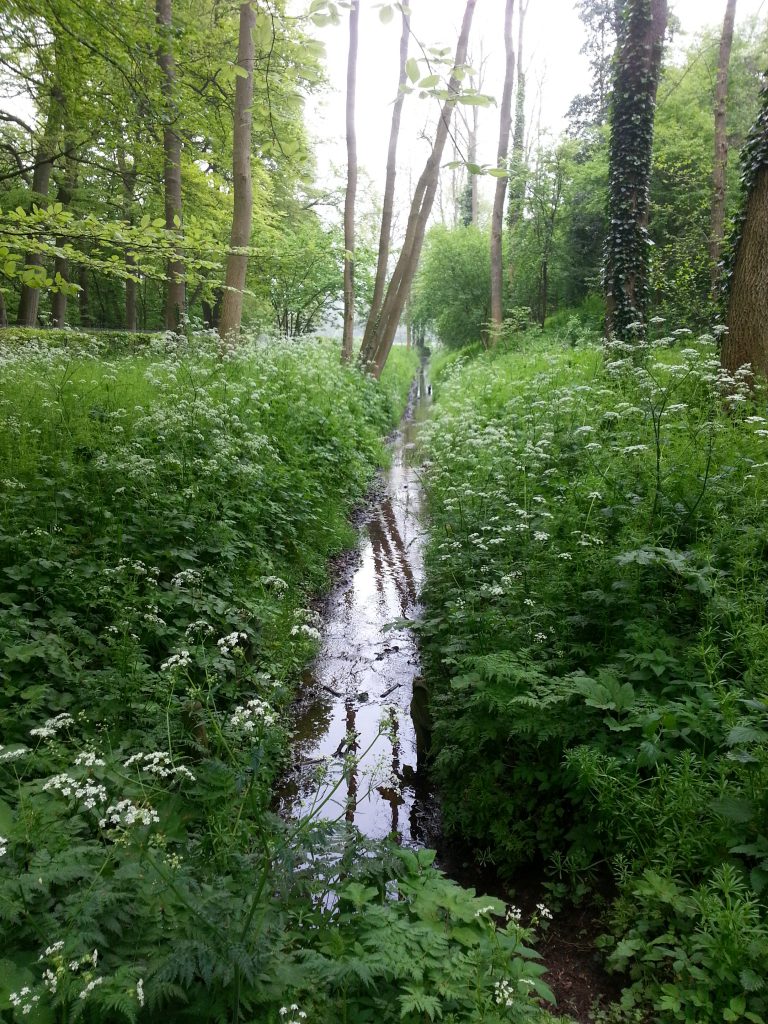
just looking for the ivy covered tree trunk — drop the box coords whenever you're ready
[219,1,256,340]
[722,76,768,376]
[604,0,668,342]
[489,0,515,331]
[709,0,737,295]
[341,0,360,362]
[156,0,186,331]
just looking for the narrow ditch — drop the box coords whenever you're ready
[279,362,437,845]
[279,363,618,1023]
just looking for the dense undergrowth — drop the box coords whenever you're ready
[0,330,562,1024]
[421,327,768,1023]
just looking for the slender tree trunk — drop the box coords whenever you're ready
[507,0,528,287]
[0,290,7,327]
[78,265,91,326]
[17,86,63,327]
[118,150,138,330]
[359,2,410,365]
[709,0,737,295]
[341,0,360,362]
[368,0,478,378]
[604,0,668,342]
[722,78,768,377]
[51,153,76,328]
[156,0,185,331]
[490,0,516,330]
[219,1,256,340]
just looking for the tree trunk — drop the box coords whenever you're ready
[17,86,64,327]
[341,0,360,362]
[723,74,768,377]
[368,0,478,378]
[51,153,76,328]
[507,0,528,286]
[490,0,516,331]
[118,149,138,331]
[156,0,185,331]
[219,1,256,340]
[709,0,737,295]
[604,0,668,342]
[0,289,7,327]
[78,265,91,326]
[359,2,410,365]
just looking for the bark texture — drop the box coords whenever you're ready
[359,2,410,365]
[219,1,256,340]
[604,0,668,341]
[709,0,737,294]
[16,85,63,327]
[490,0,516,330]
[341,0,360,362]
[367,0,478,378]
[156,0,186,331]
[722,69,768,376]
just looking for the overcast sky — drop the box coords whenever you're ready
[306,0,768,209]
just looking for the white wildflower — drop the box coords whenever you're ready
[160,650,191,672]
[536,902,553,920]
[136,978,145,1007]
[216,631,247,654]
[79,976,104,1000]
[74,752,105,768]
[30,713,74,739]
[99,799,159,829]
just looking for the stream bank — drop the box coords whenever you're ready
[279,362,618,1024]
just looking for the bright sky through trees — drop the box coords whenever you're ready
[307,0,767,200]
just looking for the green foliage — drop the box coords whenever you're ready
[412,225,490,349]
[420,329,768,1020]
[2,332,521,1023]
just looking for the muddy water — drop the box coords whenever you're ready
[280,365,435,845]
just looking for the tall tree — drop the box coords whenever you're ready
[359,2,410,365]
[490,0,515,330]
[709,0,738,295]
[341,0,360,362]
[16,59,64,326]
[366,0,478,377]
[722,75,768,377]
[156,0,185,331]
[604,0,668,342]
[218,1,256,340]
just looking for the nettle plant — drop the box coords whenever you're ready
[420,328,768,1020]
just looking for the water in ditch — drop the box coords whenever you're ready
[279,363,436,846]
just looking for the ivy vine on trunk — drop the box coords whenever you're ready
[604,0,668,343]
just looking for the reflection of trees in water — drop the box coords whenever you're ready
[369,495,418,614]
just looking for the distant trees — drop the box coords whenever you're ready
[489,0,515,331]
[412,225,490,348]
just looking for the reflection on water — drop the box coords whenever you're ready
[279,365,436,846]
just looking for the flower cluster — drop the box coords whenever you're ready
[228,697,277,732]
[99,799,160,829]
[160,650,192,672]
[124,751,195,781]
[9,987,40,1015]
[217,630,247,654]
[30,712,74,739]
[42,773,108,810]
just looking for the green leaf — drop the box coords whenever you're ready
[406,57,420,83]
[379,4,394,23]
